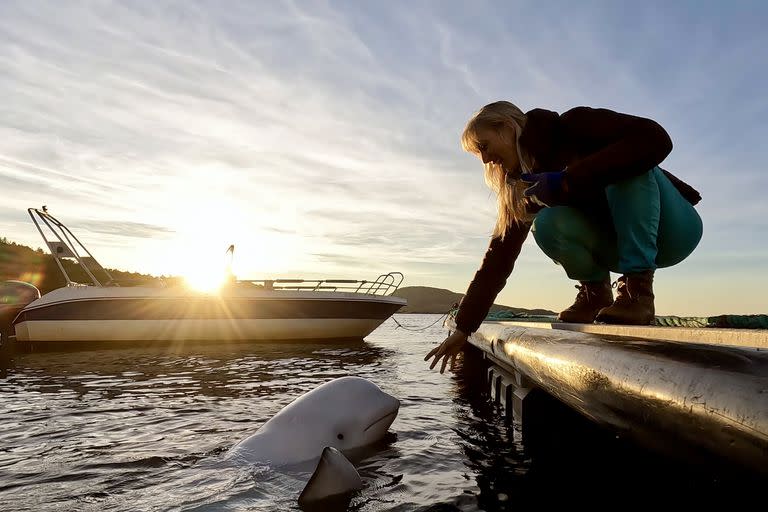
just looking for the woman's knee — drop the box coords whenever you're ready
[656,209,703,268]
[654,169,704,268]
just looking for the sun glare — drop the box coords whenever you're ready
[141,187,307,283]
[183,269,229,293]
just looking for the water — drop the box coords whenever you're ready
[0,314,763,511]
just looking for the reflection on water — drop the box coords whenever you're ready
[3,340,390,399]
[0,315,764,511]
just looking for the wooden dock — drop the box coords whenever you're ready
[452,319,768,475]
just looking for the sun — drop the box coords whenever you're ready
[180,245,236,293]
[183,268,229,293]
[143,187,304,283]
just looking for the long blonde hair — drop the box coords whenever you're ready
[461,101,532,238]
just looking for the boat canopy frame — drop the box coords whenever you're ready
[28,207,115,287]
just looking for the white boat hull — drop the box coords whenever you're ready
[12,286,406,343]
[14,318,387,342]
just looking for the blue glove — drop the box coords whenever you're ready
[520,171,567,207]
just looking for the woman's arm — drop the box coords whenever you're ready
[425,221,529,373]
[454,220,530,334]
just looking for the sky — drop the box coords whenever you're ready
[0,0,766,315]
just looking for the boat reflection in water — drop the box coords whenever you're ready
[0,338,392,398]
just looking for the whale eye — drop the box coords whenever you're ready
[337,433,344,440]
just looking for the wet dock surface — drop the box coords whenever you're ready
[465,321,768,476]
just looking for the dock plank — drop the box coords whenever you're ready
[485,320,768,349]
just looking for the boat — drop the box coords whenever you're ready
[3,208,406,343]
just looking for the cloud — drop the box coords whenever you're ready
[0,1,765,313]
[75,219,175,239]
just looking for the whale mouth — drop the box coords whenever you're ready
[364,411,397,432]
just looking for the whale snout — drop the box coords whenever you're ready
[365,410,397,432]
[364,395,400,435]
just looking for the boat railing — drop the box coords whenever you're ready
[239,272,404,296]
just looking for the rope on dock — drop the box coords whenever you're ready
[391,312,449,332]
[655,315,768,329]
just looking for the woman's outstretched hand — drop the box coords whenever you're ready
[424,330,469,374]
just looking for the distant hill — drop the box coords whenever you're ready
[0,237,169,293]
[392,286,556,315]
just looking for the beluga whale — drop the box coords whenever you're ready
[226,376,400,507]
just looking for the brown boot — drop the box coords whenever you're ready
[557,279,614,324]
[595,270,655,325]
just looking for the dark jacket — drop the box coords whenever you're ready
[454,106,701,334]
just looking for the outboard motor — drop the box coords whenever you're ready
[0,280,41,343]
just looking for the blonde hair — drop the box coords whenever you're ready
[461,101,532,238]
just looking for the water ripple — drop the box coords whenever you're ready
[0,315,760,511]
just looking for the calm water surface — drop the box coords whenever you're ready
[0,314,762,511]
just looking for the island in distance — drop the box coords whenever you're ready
[391,286,556,316]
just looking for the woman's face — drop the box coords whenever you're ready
[474,125,520,175]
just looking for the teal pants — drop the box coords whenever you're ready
[531,167,703,282]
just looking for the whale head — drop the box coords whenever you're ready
[229,376,399,466]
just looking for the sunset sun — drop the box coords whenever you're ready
[183,268,229,293]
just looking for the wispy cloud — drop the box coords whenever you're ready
[0,1,765,314]
[76,220,175,239]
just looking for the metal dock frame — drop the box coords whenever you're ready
[457,320,768,476]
